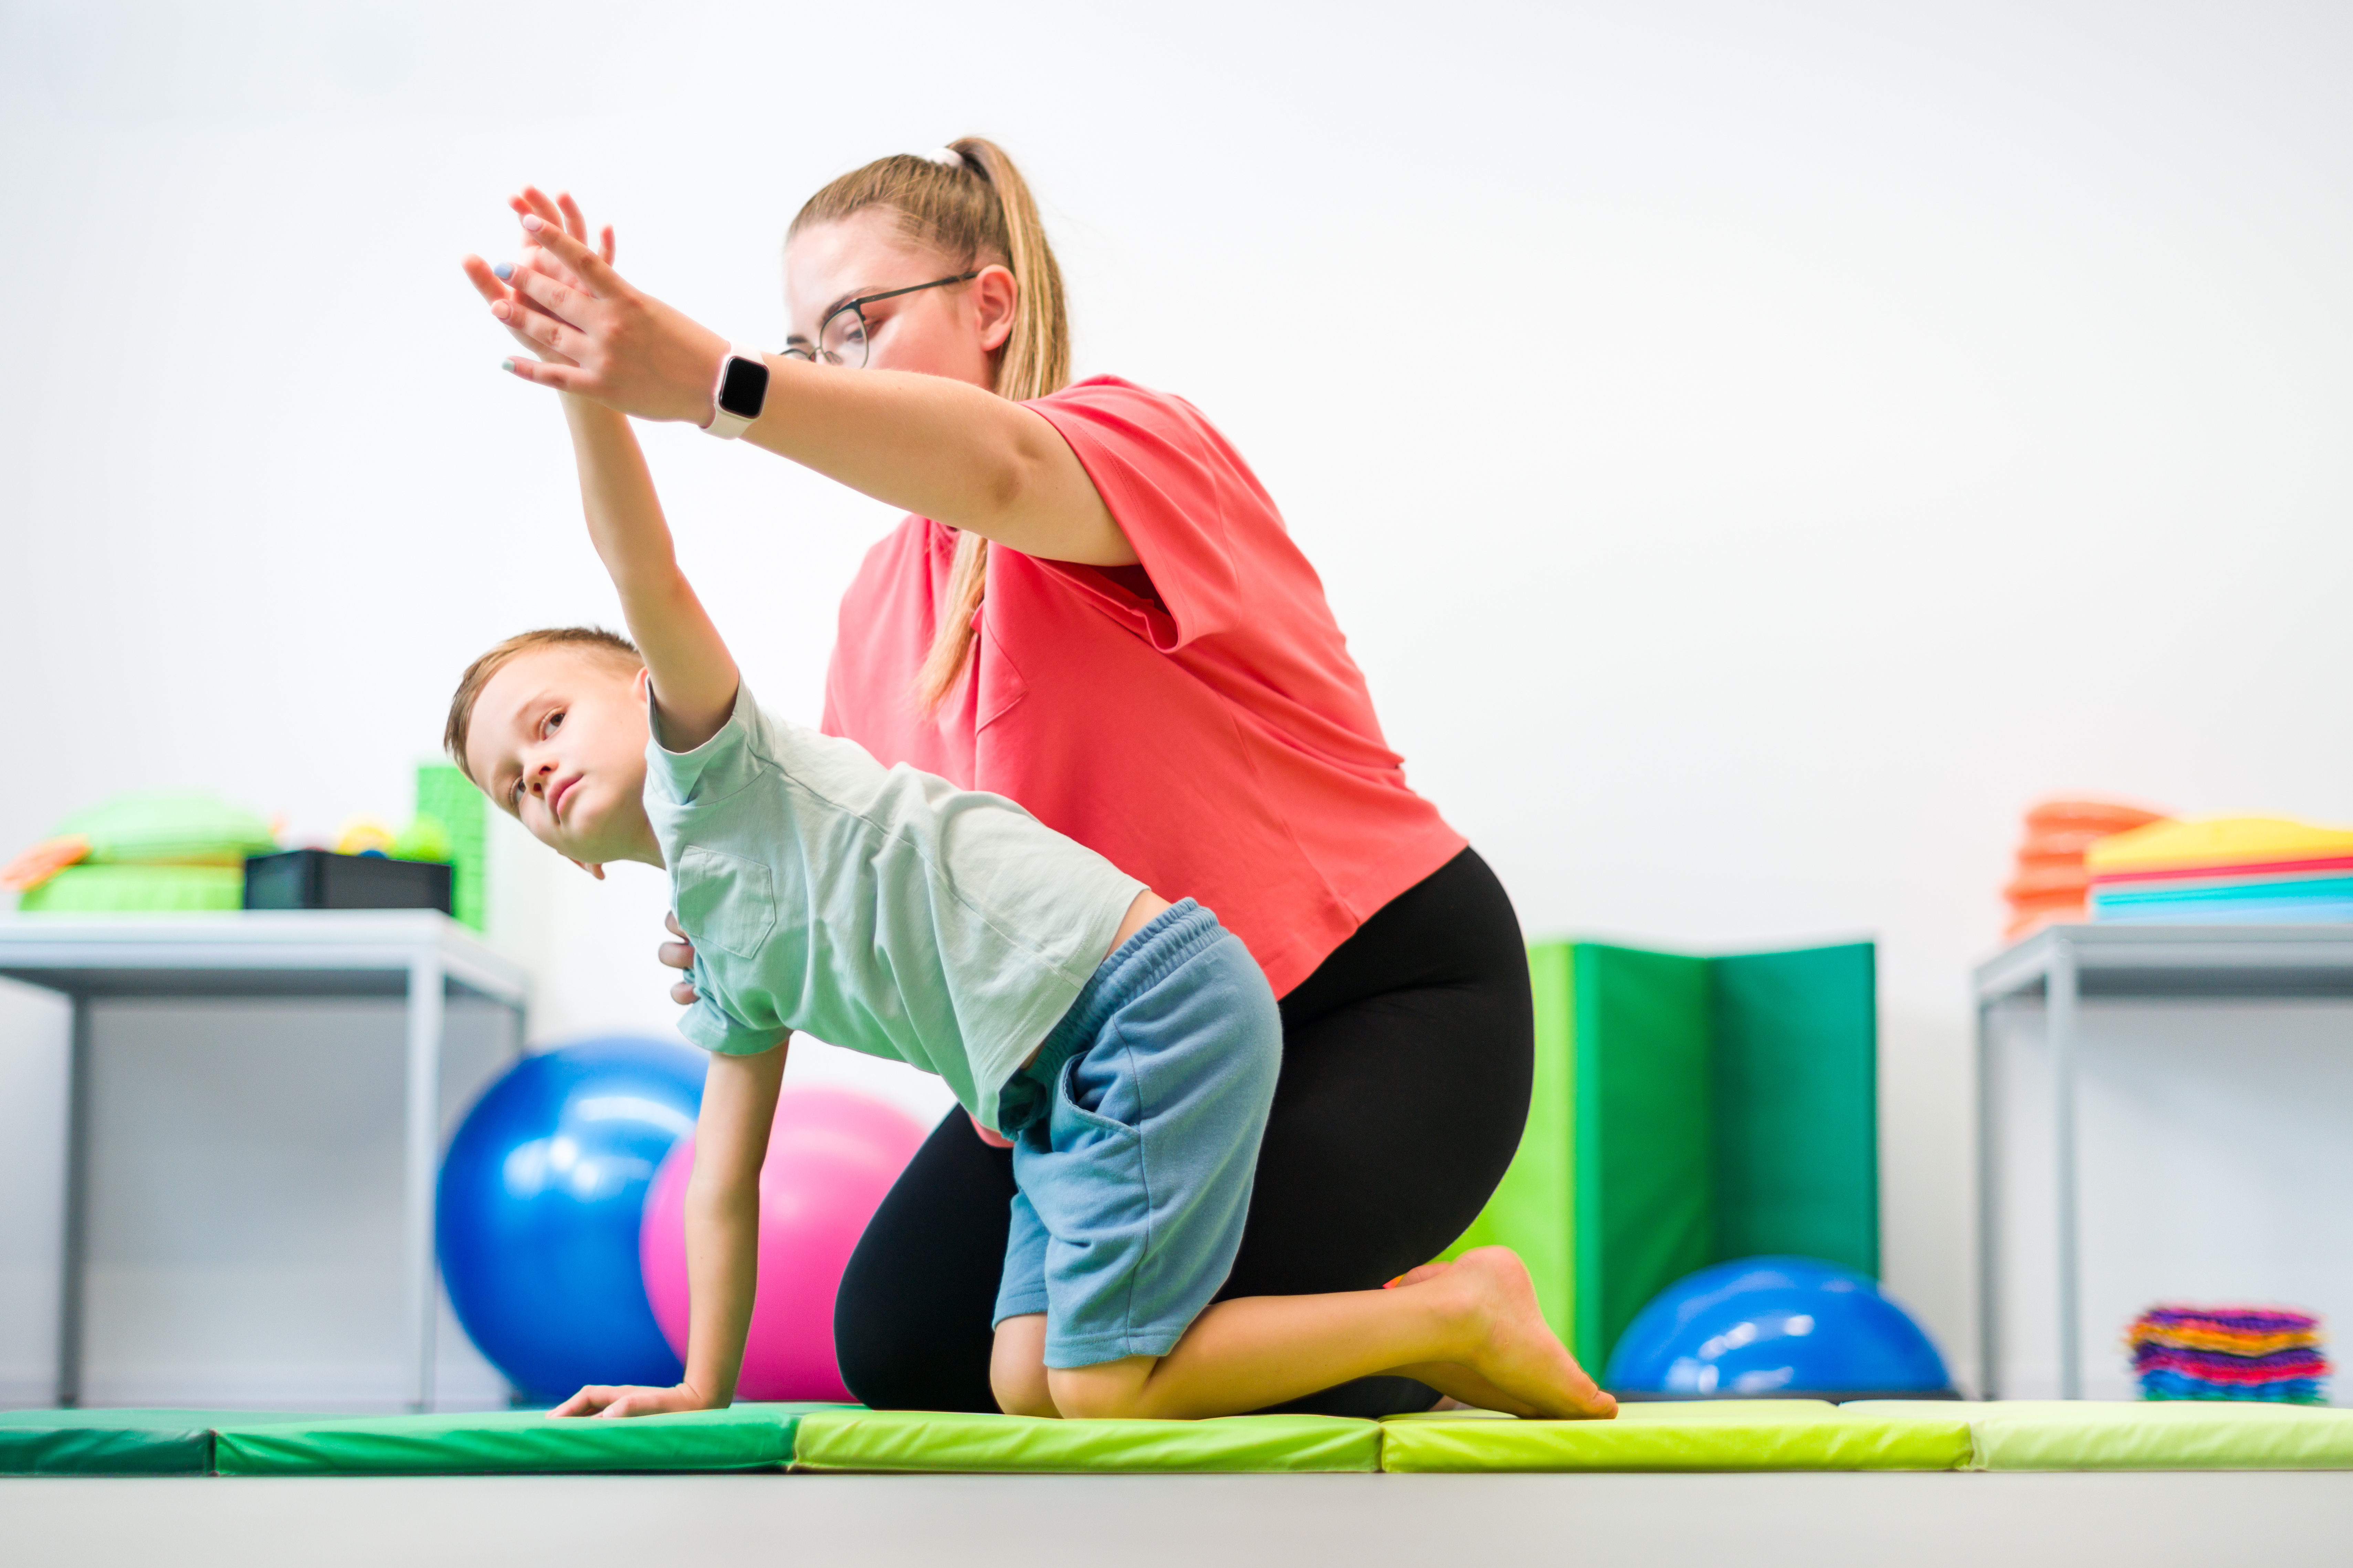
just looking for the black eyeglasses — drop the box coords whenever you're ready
[782,271,981,368]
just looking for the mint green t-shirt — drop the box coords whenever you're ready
[643,685,1144,1132]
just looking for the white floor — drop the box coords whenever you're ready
[6,1471,2349,1568]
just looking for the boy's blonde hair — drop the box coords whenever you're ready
[789,138,1071,711]
[443,626,642,784]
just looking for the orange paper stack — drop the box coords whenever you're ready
[2003,799,2170,940]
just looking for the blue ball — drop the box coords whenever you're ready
[1604,1256,1951,1398]
[436,1037,706,1401]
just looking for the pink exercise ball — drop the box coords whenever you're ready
[639,1085,928,1400]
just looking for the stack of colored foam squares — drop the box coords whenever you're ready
[2087,817,2353,925]
[2002,800,2169,939]
[2129,1305,2330,1403]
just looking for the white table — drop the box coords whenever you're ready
[1974,923,2353,1399]
[0,912,528,1411]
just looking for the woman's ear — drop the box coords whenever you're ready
[570,858,608,881]
[972,264,1018,354]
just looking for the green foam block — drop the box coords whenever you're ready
[791,1409,1384,1473]
[212,1403,834,1476]
[1847,1399,2353,1471]
[1379,1400,1972,1473]
[0,1409,313,1476]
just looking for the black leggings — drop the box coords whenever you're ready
[832,847,1534,1418]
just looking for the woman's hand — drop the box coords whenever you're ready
[468,191,733,425]
[460,188,613,366]
[548,1381,718,1419]
[660,910,700,1005]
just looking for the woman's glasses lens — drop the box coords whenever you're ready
[819,308,869,368]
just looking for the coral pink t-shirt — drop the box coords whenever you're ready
[820,376,1465,998]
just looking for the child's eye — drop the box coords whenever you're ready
[545,709,565,734]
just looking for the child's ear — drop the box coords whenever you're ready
[632,666,651,701]
[569,858,607,881]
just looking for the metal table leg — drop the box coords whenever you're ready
[2050,937,2081,1400]
[1975,993,1998,1401]
[56,997,92,1408]
[404,956,444,1413]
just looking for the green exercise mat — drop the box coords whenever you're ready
[1446,940,1878,1370]
[212,1403,831,1476]
[1848,1399,2353,1471]
[1378,1399,1969,1473]
[790,1409,1384,1473]
[0,1409,312,1476]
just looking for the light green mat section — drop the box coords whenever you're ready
[1849,1400,2353,1471]
[1444,941,1879,1371]
[790,1409,1383,1473]
[1379,1400,1971,1473]
[212,1403,832,1475]
[0,1409,311,1476]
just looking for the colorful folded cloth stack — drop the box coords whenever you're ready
[2129,1306,2330,1403]
[2002,800,2169,939]
[2087,817,2353,925]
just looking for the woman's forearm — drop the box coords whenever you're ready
[739,360,1133,566]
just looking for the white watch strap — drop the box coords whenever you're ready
[702,343,763,440]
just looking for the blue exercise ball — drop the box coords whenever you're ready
[1604,1256,1951,1399]
[437,1037,706,1401]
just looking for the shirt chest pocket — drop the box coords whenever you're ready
[674,847,777,960]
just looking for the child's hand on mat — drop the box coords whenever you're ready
[548,1381,717,1419]
[660,910,701,1005]
[460,187,612,367]
[467,190,735,426]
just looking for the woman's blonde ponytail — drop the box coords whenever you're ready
[789,138,1073,711]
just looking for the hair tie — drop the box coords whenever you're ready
[921,146,966,170]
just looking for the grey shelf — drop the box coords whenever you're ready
[1972,922,2353,1400]
[0,912,528,1411]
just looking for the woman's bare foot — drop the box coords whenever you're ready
[1399,1249,1616,1420]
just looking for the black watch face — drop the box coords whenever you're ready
[718,356,770,420]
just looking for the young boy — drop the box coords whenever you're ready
[443,234,1613,1430]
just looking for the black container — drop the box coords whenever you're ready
[243,849,454,914]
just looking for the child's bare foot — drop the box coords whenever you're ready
[1400,1249,1616,1420]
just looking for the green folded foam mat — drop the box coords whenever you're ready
[790,1409,1384,1473]
[1443,941,1878,1369]
[1848,1400,2353,1471]
[0,1409,312,1476]
[211,1403,831,1475]
[1378,1400,1973,1473]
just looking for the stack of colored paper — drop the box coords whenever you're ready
[2087,817,2353,924]
[2128,1306,2330,1403]
[2000,799,2168,939]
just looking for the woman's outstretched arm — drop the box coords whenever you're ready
[481,208,1133,568]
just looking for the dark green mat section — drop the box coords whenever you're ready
[791,1409,1384,1473]
[213,1403,834,1475]
[0,1409,312,1476]
[1713,944,1877,1275]
[1444,940,1879,1371]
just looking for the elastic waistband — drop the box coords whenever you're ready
[995,899,1221,1134]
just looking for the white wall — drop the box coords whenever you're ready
[3,0,2350,1397]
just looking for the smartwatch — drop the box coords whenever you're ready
[702,344,770,439]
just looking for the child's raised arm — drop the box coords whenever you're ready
[557,396,740,750]
[464,193,739,750]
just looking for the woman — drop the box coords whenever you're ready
[467,140,1534,1418]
